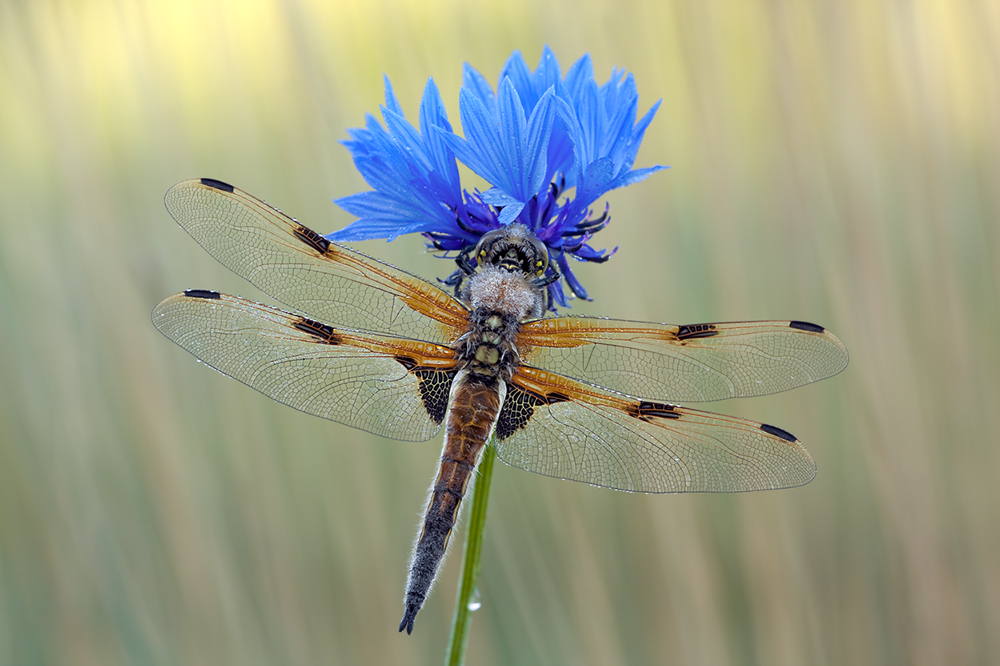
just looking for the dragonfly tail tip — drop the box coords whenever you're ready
[399,609,417,634]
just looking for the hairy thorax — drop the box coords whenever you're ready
[466,266,544,321]
[452,267,540,382]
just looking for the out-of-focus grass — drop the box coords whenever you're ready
[1,1,998,664]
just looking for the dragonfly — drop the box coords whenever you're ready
[152,178,849,634]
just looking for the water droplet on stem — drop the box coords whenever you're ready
[467,587,482,612]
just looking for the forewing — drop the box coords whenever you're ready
[517,317,848,402]
[152,290,459,442]
[493,366,816,493]
[164,179,468,345]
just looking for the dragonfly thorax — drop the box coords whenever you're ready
[465,266,545,321]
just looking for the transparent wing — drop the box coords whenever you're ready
[152,290,459,442]
[493,366,816,493]
[517,317,848,403]
[164,178,468,345]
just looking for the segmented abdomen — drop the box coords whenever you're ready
[398,369,506,634]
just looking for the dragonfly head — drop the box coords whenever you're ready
[474,223,549,278]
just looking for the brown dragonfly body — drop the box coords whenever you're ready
[400,224,552,632]
[153,179,849,634]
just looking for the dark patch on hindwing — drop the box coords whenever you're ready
[395,356,456,425]
[761,423,797,442]
[415,369,456,425]
[293,224,331,254]
[494,385,569,440]
[293,316,341,344]
[676,323,718,340]
[788,320,825,333]
[199,178,234,192]
[183,289,221,300]
[626,400,681,422]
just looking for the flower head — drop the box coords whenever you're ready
[327,46,666,310]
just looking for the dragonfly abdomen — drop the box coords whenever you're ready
[399,369,507,634]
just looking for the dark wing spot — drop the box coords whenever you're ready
[788,320,825,333]
[676,323,719,340]
[413,369,456,425]
[199,178,235,192]
[293,317,341,344]
[495,384,564,440]
[628,400,681,422]
[293,224,331,254]
[394,357,456,425]
[183,289,221,300]
[761,423,797,442]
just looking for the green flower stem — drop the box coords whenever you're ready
[445,439,497,666]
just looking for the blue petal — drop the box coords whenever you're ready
[334,75,468,232]
[419,79,461,196]
[351,154,410,201]
[497,202,526,225]
[534,46,563,95]
[339,145,459,232]
[522,87,556,198]
[552,98,582,186]
[462,63,497,118]
[620,99,662,172]
[562,53,594,101]
[334,191,452,228]
[548,279,569,308]
[577,81,604,170]
[573,243,617,261]
[499,51,537,111]
[599,67,627,107]
[381,106,434,173]
[480,188,520,207]
[557,82,601,182]
[611,164,669,189]
[326,218,422,242]
[496,46,564,116]
[493,46,571,184]
[556,253,590,300]
[496,77,530,198]
[377,105,461,209]
[600,78,638,166]
[442,82,555,204]
[334,191,415,219]
[443,87,512,193]
[546,131,575,185]
[382,75,404,117]
[573,157,616,210]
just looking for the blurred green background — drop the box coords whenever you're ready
[2,0,998,664]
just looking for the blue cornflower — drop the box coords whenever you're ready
[327,46,666,310]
